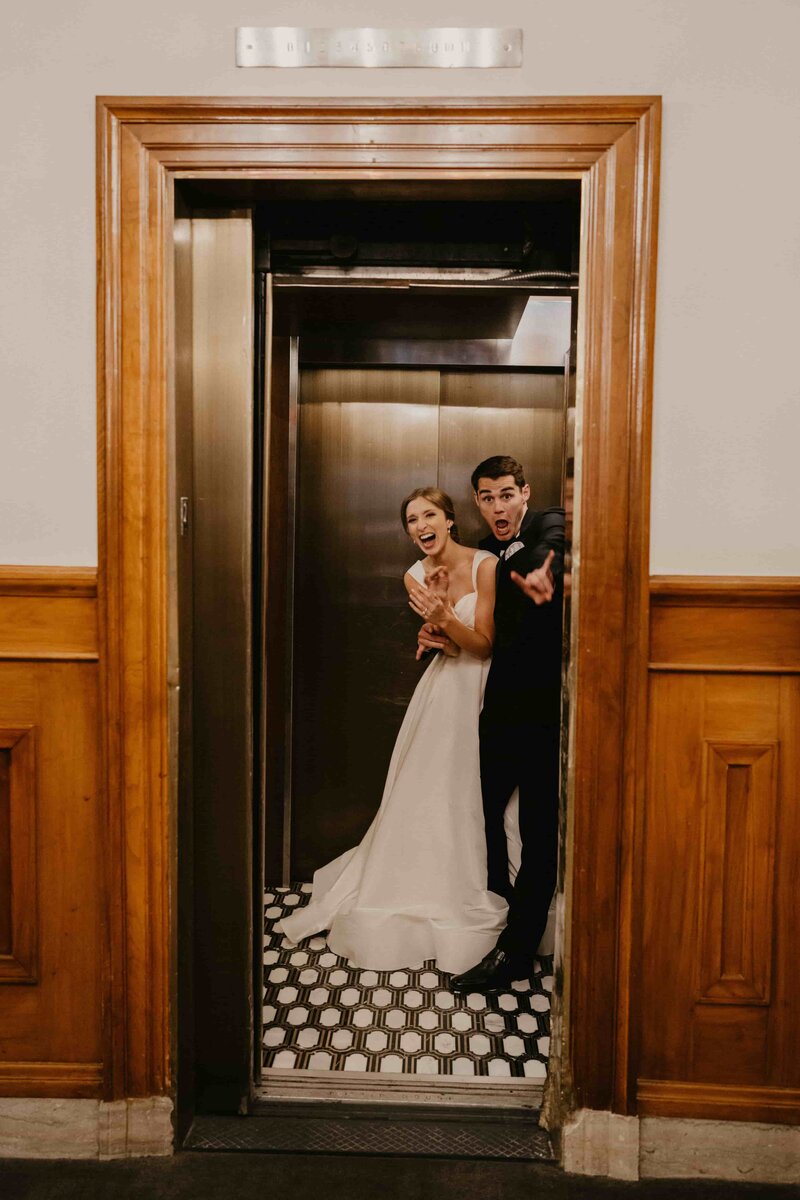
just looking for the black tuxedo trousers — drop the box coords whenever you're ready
[479,715,560,965]
[478,507,565,966]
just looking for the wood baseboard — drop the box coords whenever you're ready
[0,1061,103,1099]
[638,1079,800,1126]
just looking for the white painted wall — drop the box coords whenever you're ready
[1,0,798,571]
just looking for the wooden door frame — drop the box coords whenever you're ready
[96,96,660,1112]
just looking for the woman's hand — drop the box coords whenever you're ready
[408,582,454,628]
[425,566,449,600]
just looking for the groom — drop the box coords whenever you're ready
[419,455,565,991]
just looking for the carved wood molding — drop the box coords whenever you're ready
[0,572,99,662]
[650,576,800,674]
[0,726,37,984]
[696,741,777,1007]
[651,576,800,608]
[0,567,97,599]
[99,95,659,121]
[97,96,661,1108]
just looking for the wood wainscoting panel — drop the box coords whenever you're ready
[0,568,98,662]
[0,726,37,982]
[641,578,800,1123]
[640,672,704,1081]
[690,1005,769,1086]
[0,648,103,1095]
[697,740,777,1006]
[0,751,8,953]
[650,576,800,673]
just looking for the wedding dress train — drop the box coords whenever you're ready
[281,550,554,973]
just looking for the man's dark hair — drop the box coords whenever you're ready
[471,455,527,493]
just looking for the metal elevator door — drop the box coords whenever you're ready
[288,364,565,882]
[174,209,259,1114]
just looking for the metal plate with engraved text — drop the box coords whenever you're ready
[236,27,522,69]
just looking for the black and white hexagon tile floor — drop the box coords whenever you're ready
[262,886,553,1078]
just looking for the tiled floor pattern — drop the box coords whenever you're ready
[262,885,553,1079]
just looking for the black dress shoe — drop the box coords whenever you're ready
[450,947,530,994]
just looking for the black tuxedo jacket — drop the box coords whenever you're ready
[480,506,565,728]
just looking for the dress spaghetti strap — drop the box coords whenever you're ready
[472,548,495,588]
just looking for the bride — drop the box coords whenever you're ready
[280,486,515,975]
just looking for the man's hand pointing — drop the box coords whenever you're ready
[510,549,556,605]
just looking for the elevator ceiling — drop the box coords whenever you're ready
[272,287,529,341]
[272,288,572,369]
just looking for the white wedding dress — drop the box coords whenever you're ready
[280,550,554,974]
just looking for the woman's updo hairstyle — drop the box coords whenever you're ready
[400,486,461,544]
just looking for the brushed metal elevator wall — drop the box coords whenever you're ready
[290,365,565,880]
[179,215,256,1098]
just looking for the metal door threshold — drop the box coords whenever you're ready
[256,1068,543,1109]
[184,1102,553,1160]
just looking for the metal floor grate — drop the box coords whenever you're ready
[184,1108,553,1161]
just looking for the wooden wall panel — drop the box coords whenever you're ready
[0,567,98,662]
[650,576,800,673]
[640,579,800,1125]
[697,739,776,1006]
[0,749,9,953]
[0,726,37,982]
[0,574,793,1125]
[0,570,103,1098]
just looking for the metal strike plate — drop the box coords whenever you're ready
[236,27,522,69]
